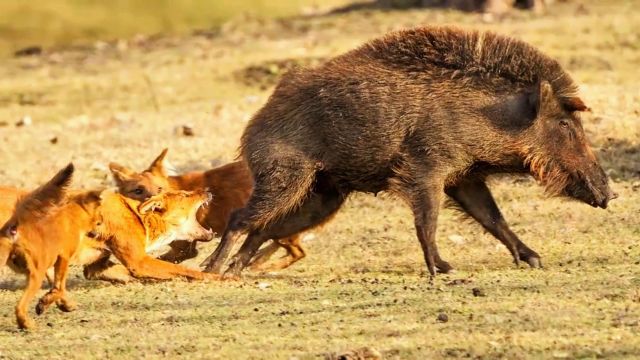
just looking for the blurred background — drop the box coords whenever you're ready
[1,0,559,57]
[0,0,342,56]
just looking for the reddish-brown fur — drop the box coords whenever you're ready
[0,164,218,330]
[109,150,324,272]
[204,26,614,277]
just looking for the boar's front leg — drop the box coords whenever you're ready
[445,178,541,268]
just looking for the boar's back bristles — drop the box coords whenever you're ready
[344,26,579,103]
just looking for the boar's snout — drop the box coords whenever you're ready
[566,163,615,209]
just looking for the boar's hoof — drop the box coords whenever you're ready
[523,256,542,269]
[436,260,454,274]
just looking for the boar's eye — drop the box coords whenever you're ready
[559,119,570,128]
[132,188,145,195]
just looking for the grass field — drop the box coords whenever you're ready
[0,0,639,358]
[0,0,350,57]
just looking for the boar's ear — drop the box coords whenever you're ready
[564,97,590,112]
[138,197,166,215]
[147,148,169,177]
[528,80,554,118]
[109,162,134,186]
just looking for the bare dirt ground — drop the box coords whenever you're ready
[0,1,639,358]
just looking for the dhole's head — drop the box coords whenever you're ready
[138,189,213,242]
[0,164,74,266]
[109,148,173,201]
[511,81,616,209]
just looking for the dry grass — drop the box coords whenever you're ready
[0,0,351,57]
[0,1,639,358]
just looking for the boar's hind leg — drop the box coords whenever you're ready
[224,186,346,278]
[404,183,448,277]
[204,158,318,273]
[445,178,541,268]
[202,209,246,273]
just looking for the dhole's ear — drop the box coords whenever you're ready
[138,198,166,215]
[33,163,74,205]
[146,148,169,176]
[564,97,590,112]
[109,162,134,185]
[14,163,74,218]
[528,80,554,118]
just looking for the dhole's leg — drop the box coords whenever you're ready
[109,239,218,281]
[249,235,305,272]
[122,256,220,281]
[36,257,76,315]
[158,240,199,264]
[248,240,282,271]
[267,236,306,271]
[445,178,541,268]
[224,187,345,277]
[0,238,12,267]
[83,252,132,284]
[16,268,45,329]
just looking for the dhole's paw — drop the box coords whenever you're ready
[17,316,35,330]
[202,273,222,281]
[57,298,78,312]
[35,299,51,316]
[221,273,241,281]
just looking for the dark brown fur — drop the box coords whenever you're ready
[204,26,614,277]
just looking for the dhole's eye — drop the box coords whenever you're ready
[8,225,17,237]
[559,119,570,128]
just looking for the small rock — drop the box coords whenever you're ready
[328,346,382,360]
[176,125,195,136]
[0,121,8,127]
[46,322,54,327]
[302,233,316,242]
[14,46,42,57]
[49,137,58,144]
[256,282,271,290]
[448,234,465,245]
[472,287,486,297]
[16,116,32,127]
[244,95,259,104]
[436,313,449,323]
[90,162,108,172]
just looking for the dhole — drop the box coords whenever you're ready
[109,149,323,272]
[0,164,218,329]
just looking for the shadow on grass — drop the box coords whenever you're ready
[311,0,541,17]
